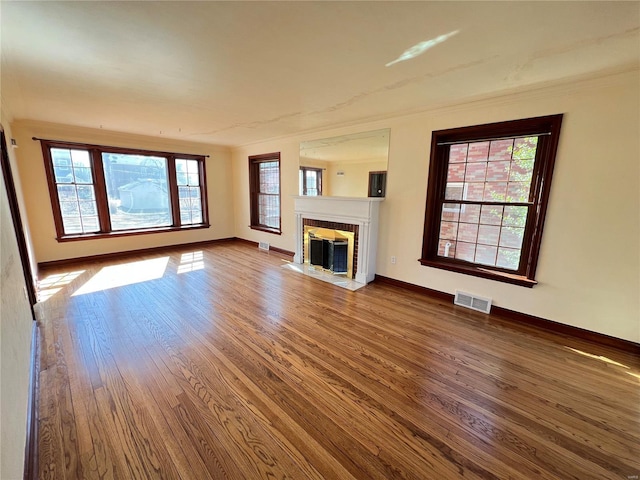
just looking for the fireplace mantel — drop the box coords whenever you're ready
[293,196,384,284]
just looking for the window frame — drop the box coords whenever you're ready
[248,152,282,235]
[40,139,209,241]
[299,166,323,196]
[420,114,563,287]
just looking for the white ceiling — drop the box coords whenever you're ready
[300,129,389,163]
[1,1,638,147]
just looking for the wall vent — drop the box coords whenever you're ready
[454,291,492,314]
[258,241,270,251]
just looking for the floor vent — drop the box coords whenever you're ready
[454,291,492,314]
[258,241,270,251]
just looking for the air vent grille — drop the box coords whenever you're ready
[258,241,270,251]
[454,291,492,314]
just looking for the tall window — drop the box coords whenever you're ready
[420,114,563,287]
[299,167,322,196]
[249,152,281,234]
[41,140,208,240]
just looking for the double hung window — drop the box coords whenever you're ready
[420,115,563,287]
[299,167,323,196]
[41,140,208,240]
[249,153,281,234]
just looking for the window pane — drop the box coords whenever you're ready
[438,239,456,258]
[465,183,484,201]
[176,160,204,226]
[258,193,280,229]
[464,162,487,182]
[60,201,79,217]
[437,203,524,270]
[446,137,539,207]
[447,163,465,182]
[445,182,463,201]
[178,185,203,226]
[509,159,534,182]
[176,159,188,185]
[467,141,490,162]
[454,242,475,262]
[512,137,538,159]
[259,161,279,194]
[497,247,521,270]
[483,182,507,202]
[506,182,530,202]
[102,153,172,231]
[57,185,76,201]
[480,205,504,226]
[477,224,500,246]
[72,167,92,184]
[499,226,525,249]
[457,222,478,243]
[306,171,317,189]
[486,161,510,182]
[449,144,468,163]
[439,221,458,241]
[442,203,460,222]
[191,209,202,224]
[81,216,100,232]
[459,204,480,224]
[475,244,497,266]
[62,217,83,234]
[438,203,529,270]
[51,148,99,235]
[503,206,528,227]
[488,139,513,162]
[51,148,73,182]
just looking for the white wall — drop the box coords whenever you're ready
[0,115,34,480]
[326,158,387,197]
[11,121,236,263]
[232,137,301,253]
[232,69,640,343]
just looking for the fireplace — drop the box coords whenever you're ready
[303,223,357,278]
[294,196,383,284]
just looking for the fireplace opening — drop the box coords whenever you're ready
[309,236,348,274]
[303,224,356,278]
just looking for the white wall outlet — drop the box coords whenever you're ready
[391,256,396,264]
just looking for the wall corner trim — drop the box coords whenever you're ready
[23,322,39,480]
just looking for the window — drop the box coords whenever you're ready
[249,152,281,234]
[420,114,563,287]
[299,167,322,196]
[41,140,208,240]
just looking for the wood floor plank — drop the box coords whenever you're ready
[35,241,640,479]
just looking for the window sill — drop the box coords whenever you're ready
[418,258,537,288]
[57,223,210,242]
[250,225,282,235]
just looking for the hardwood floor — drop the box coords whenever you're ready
[35,241,640,479]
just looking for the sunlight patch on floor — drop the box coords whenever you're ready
[72,257,169,296]
[178,251,204,274]
[38,270,85,302]
[565,346,629,369]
